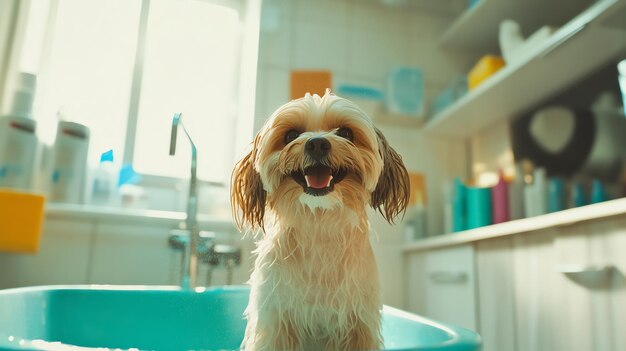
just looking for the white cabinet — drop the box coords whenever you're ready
[89,223,179,285]
[406,244,477,330]
[474,219,626,351]
[552,219,626,351]
[0,218,94,288]
[0,210,244,289]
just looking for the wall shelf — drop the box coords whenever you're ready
[403,197,626,253]
[439,0,596,52]
[425,0,626,139]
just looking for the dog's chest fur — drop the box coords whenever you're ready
[246,218,381,346]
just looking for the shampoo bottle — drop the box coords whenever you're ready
[508,163,525,220]
[92,150,119,206]
[0,73,38,190]
[48,121,90,203]
[491,171,509,224]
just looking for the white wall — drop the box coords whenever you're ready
[254,0,469,130]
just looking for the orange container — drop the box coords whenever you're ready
[290,70,333,99]
[0,188,45,253]
[468,55,505,90]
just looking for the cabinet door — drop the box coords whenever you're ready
[512,229,567,351]
[89,223,178,285]
[406,244,477,330]
[555,218,626,351]
[475,237,517,351]
[0,218,94,288]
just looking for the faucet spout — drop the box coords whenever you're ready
[169,112,199,290]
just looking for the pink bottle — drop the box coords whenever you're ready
[491,171,509,224]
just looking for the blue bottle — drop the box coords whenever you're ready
[547,177,565,213]
[591,179,608,204]
[572,182,588,208]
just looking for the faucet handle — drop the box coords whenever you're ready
[168,229,188,250]
[168,229,216,251]
[203,244,242,286]
[203,244,241,266]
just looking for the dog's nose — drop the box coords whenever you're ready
[305,137,331,160]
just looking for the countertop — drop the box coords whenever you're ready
[403,197,626,253]
[45,203,236,231]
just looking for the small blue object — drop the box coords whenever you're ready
[387,67,424,116]
[118,163,141,186]
[591,179,608,204]
[51,170,60,183]
[100,149,114,163]
[0,285,482,351]
[547,177,565,213]
[336,84,384,101]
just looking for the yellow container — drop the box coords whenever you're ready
[0,188,45,253]
[468,55,505,90]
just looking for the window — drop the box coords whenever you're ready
[132,0,240,182]
[22,0,256,184]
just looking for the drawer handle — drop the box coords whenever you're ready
[429,271,468,284]
[554,264,613,274]
[554,264,614,288]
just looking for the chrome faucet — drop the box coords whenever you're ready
[169,112,200,290]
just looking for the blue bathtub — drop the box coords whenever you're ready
[0,285,481,350]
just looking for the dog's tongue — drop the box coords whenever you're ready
[304,166,333,189]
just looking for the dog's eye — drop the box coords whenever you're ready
[284,130,300,144]
[337,127,354,142]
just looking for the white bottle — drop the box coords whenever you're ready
[48,121,90,203]
[91,149,118,206]
[0,72,39,190]
[533,168,547,215]
[508,163,525,220]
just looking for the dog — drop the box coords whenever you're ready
[231,90,409,351]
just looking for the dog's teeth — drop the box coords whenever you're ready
[305,177,311,187]
[326,175,333,188]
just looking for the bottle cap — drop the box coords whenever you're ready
[100,149,114,163]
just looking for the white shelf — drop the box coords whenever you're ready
[403,197,626,253]
[439,0,595,52]
[425,0,626,139]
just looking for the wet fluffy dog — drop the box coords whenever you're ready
[231,91,409,350]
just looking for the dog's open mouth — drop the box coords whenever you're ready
[291,165,347,196]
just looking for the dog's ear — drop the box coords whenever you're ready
[371,127,410,224]
[231,136,266,231]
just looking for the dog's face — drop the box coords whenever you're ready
[231,92,409,230]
